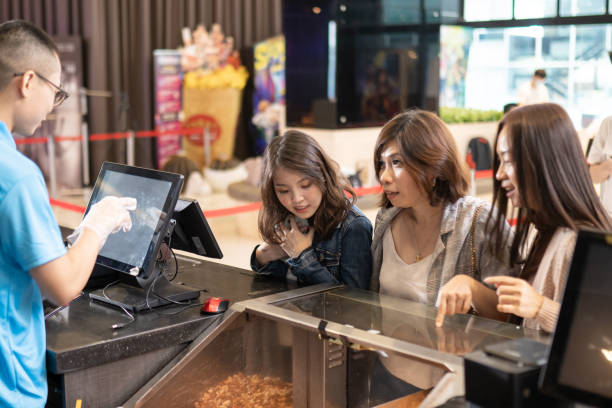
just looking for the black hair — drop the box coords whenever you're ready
[0,20,59,90]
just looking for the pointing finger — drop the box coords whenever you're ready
[436,297,447,327]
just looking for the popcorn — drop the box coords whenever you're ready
[194,373,292,408]
[184,65,249,90]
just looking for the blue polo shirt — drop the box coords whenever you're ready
[0,121,66,407]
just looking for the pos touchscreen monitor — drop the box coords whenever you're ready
[540,229,612,406]
[85,162,191,312]
[86,162,183,279]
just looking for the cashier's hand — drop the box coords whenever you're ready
[484,276,544,319]
[435,275,475,327]
[277,216,314,259]
[78,196,137,248]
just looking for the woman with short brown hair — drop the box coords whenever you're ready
[370,109,516,322]
[369,109,516,400]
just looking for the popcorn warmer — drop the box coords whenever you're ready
[128,284,542,408]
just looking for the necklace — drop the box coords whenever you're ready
[412,232,422,262]
[404,212,423,262]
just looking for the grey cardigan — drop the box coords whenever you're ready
[370,196,518,305]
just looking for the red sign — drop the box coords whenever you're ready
[183,114,221,146]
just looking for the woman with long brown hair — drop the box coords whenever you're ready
[479,103,611,332]
[250,130,372,288]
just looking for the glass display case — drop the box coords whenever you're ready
[128,284,543,408]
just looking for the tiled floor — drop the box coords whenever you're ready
[50,180,495,272]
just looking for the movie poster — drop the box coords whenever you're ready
[252,35,285,154]
[154,49,183,169]
[439,25,473,108]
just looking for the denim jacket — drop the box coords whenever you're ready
[250,205,373,289]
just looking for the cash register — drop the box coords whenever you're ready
[83,162,222,312]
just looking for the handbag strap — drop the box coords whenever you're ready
[470,204,485,276]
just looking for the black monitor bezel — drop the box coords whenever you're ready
[87,162,184,279]
[540,228,612,406]
[171,198,223,259]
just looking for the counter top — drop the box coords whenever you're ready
[46,228,294,374]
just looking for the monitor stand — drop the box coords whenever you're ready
[89,271,201,313]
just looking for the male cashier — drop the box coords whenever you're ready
[0,20,136,407]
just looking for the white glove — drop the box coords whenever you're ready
[68,196,137,248]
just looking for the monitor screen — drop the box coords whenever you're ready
[541,229,612,406]
[86,162,183,278]
[171,199,223,259]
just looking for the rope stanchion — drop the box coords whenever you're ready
[133,130,158,138]
[55,135,84,142]
[474,170,493,179]
[203,202,263,218]
[126,130,135,166]
[354,185,382,197]
[14,126,219,146]
[48,186,384,220]
[14,137,49,145]
[26,127,492,220]
[89,132,130,141]
[49,198,86,214]
[49,189,520,229]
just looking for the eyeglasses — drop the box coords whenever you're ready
[13,71,69,107]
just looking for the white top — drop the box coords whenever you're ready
[587,116,612,216]
[517,80,549,105]
[378,227,446,389]
[379,228,433,304]
[524,227,576,333]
